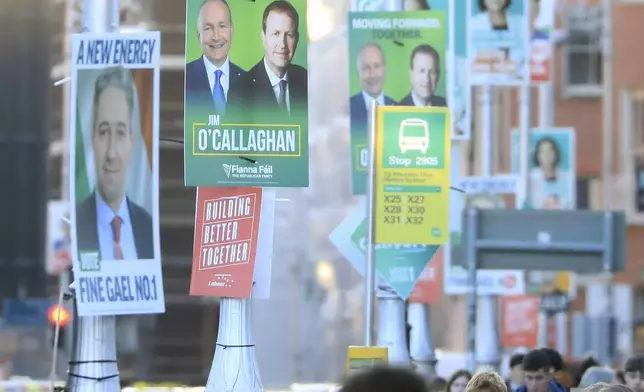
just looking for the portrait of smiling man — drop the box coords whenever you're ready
[75,67,154,261]
[228,0,308,117]
[398,44,447,107]
[350,42,395,131]
[185,0,246,115]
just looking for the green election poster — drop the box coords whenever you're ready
[328,198,439,301]
[184,0,309,187]
[348,11,447,195]
[352,218,439,300]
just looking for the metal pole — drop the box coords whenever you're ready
[536,79,553,352]
[518,85,531,210]
[601,0,614,365]
[67,1,121,391]
[466,208,478,374]
[60,0,76,357]
[538,84,554,127]
[474,85,500,370]
[364,99,378,346]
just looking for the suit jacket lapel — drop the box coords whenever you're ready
[258,64,279,109]
[195,57,212,96]
[126,198,144,257]
[229,64,241,87]
[83,193,101,259]
[359,94,368,120]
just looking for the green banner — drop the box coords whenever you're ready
[184,0,309,187]
[328,198,438,301]
[348,11,447,195]
[352,218,438,300]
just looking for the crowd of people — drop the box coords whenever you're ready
[339,348,644,392]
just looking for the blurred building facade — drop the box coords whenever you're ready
[43,0,644,386]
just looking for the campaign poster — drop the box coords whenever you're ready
[428,0,471,140]
[190,187,262,298]
[46,201,72,275]
[69,32,164,316]
[328,198,439,301]
[348,11,447,195]
[500,295,539,348]
[511,128,577,296]
[444,175,526,295]
[252,191,276,299]
[408,248,443,304]
[467,0,530,86]
[529,0,557,83]
[183,0,309,187]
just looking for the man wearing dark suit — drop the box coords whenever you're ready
[76,67,154,261]
[227,0,307,116]
[398,44,447,107]
[350,43,395,129]
[185,0,245,114]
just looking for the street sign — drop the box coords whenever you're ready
[374,106,451,245]
[346,346,388,375]
[539,290,570,317]
[2,298,54,327]
[456,209,626,272]
[329,199,440,300]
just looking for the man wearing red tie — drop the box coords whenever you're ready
[75,67,154,261]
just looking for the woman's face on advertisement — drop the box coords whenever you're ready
[537,141,557,170]
[485,0,508,12]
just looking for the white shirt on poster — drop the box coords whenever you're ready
[469,12,527,76]
[527,169,574,210]
[264,58,291,114]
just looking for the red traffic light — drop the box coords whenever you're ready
[47,305,71,327]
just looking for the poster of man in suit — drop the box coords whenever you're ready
[185,0,245,114]
[348,11,447,195]
[70,32,165,316]
[184,0,309,188]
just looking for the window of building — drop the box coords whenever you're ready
[562,5,603,98]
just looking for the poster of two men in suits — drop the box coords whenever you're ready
[184,0,309,187]
[348,11,447,195]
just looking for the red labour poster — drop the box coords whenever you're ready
[408,248,443,304]
[500,295,539,349]
[190,187,262,298]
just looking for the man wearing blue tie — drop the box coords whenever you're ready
[185,0,245,114]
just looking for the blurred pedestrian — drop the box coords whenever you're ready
[542,348,573,390]
[579,367,616,388]
[516,349,566,392]
[339,366,427,392]
[624,355,644,392]
[578,357,601,385]
[447,370,473,392]
[428,377,447,392]
[615,370,626,385]
[582,382,610,392]
[465,370,508,392]
[507,353,526,391]
[598,385,634,392]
